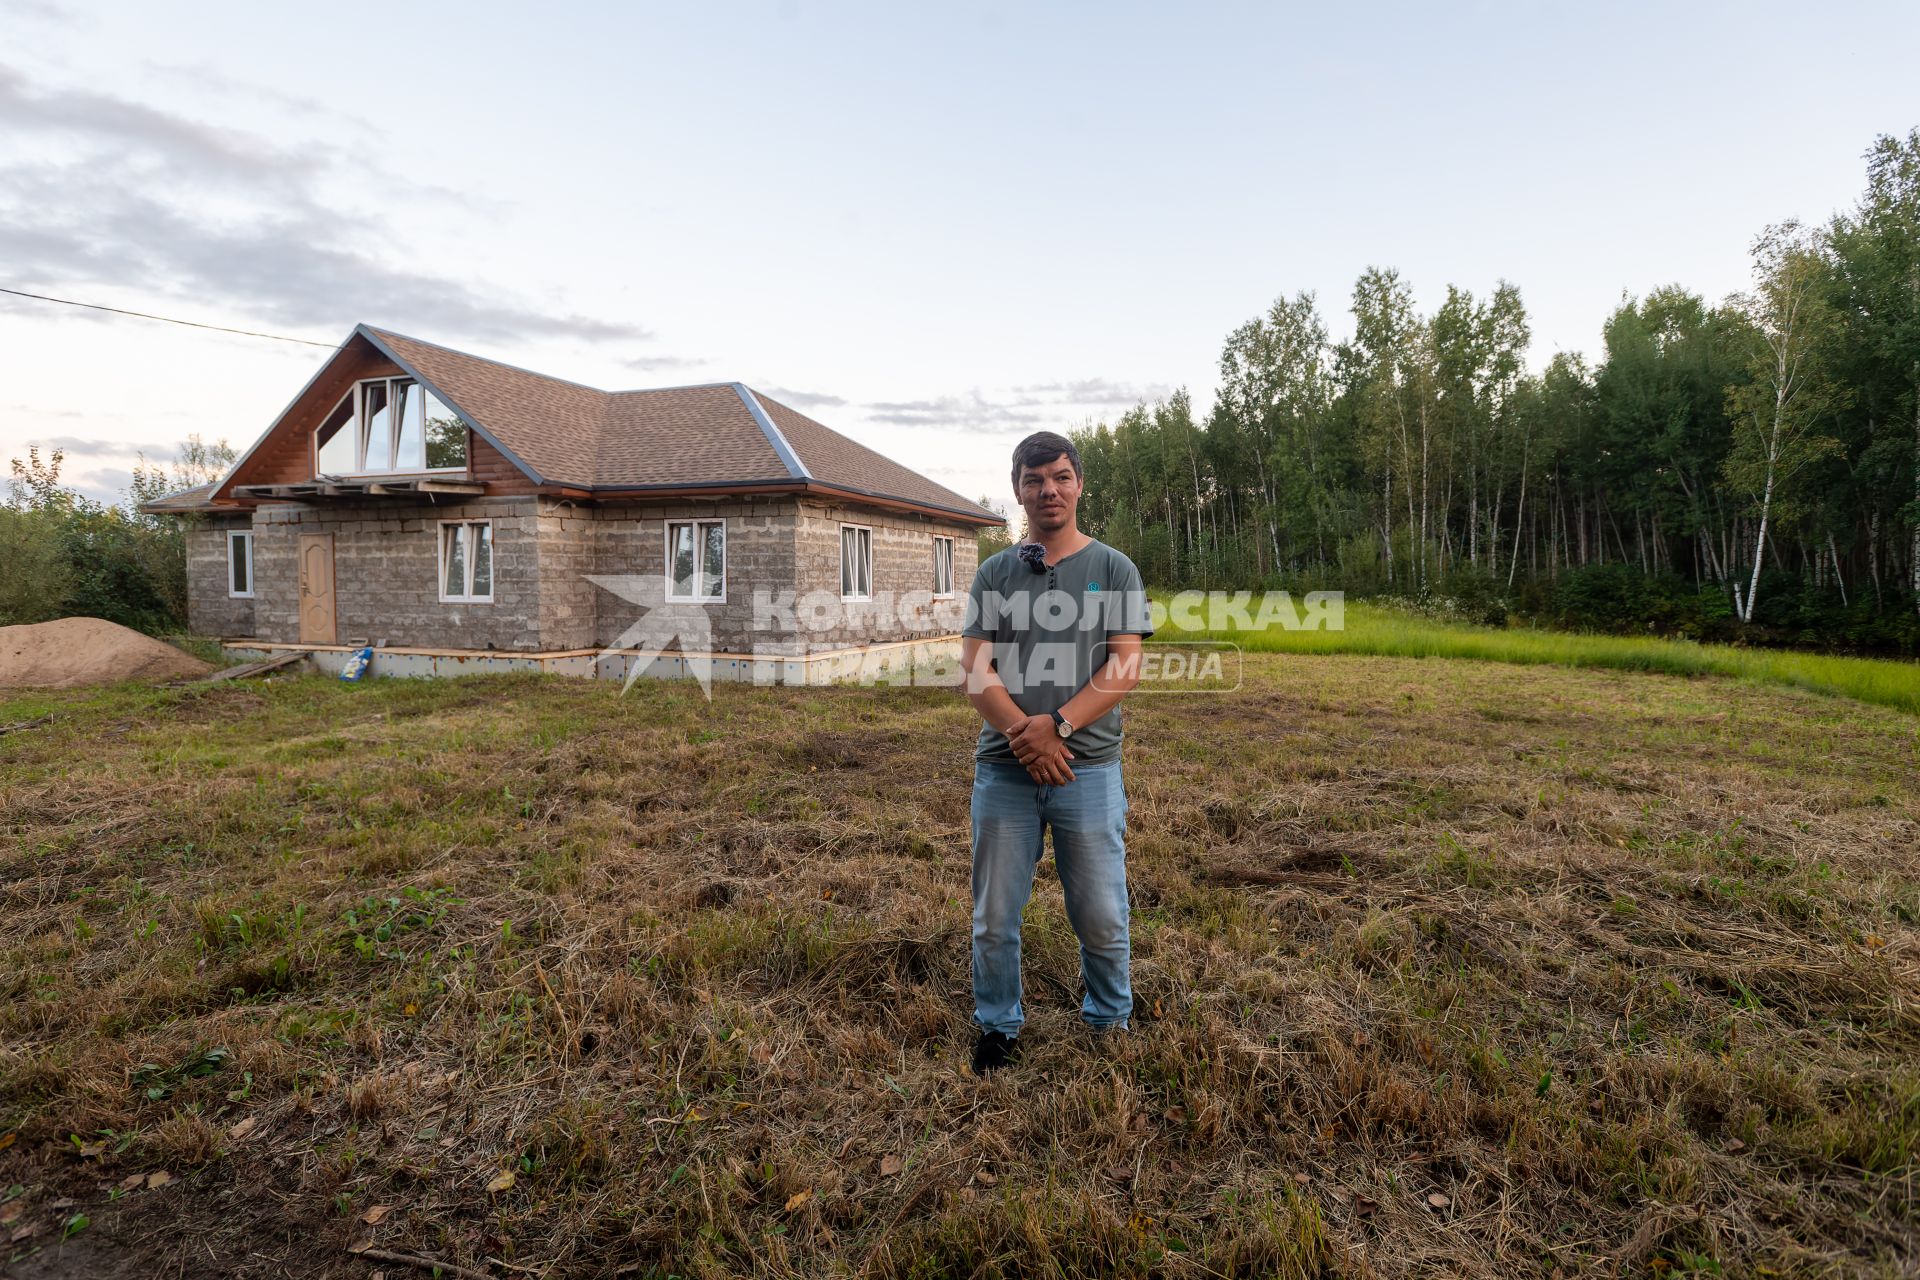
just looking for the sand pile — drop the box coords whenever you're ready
[0,617,213,688]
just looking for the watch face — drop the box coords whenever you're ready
[1057,720,1071,737]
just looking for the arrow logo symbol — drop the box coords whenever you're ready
[585,574,718,699]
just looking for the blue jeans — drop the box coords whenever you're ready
[971,758,1132,1036]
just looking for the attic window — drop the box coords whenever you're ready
[316,377,470,476]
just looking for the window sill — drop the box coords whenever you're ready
[319,469,472,481]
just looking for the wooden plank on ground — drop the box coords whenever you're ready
[203,651,310,682]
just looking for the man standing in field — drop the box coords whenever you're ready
[959,431,1154,1075]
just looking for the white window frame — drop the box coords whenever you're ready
[437,519,494,604]
[664,518,727,603]
[840,523,874,601]
[314,376,471,478]
[226,529,254,599]
[931,535,955,599]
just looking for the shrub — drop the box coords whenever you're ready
[1548,565,1705,636]
[59,506,185,634]
[1429,566,1512,628]
[5,446,196,635]
[0,506,72,625]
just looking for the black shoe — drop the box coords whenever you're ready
[971,1030,1021,1075]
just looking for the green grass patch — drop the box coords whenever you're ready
[1153,595,1920,715]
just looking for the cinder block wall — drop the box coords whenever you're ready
[185,516,256,637]
[536,501,597,651]
[203,494,985,655]
[249,497,543,649]
[584,497,979,656]
[791,499,978,649]
[589,497,802,655]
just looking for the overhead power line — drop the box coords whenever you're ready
[0,286,339,349]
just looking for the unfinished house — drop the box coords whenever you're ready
[142,326,1002,682]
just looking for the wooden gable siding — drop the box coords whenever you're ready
[470,436,536,494]
[220,341,403,493]
[217,337,533,497]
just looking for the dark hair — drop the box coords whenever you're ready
[1011,431,1081,487]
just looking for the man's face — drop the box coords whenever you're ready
[1014,453,1081,535]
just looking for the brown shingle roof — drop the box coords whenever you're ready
[752,391,990,517]
[136,481,224,514]
[360,327,999,523]
[596,384,787,487]
[366,328,616,486]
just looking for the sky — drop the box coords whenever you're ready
[2,0,1916,509]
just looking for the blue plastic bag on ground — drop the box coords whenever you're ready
[339,646,374,681]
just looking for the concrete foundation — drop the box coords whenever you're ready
[221,634,965,686]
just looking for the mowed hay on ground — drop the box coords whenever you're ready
[0,655,1915,1278]
[0,616,211,688]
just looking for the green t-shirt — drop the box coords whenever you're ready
[962,538,1154,765]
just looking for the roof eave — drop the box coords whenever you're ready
[138,501,232,515]
[538,477,1002,526]
[136,481,236,516]
[798,480,1002,526]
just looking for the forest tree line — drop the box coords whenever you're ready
[1068,130,1920,653]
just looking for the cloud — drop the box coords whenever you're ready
[0,63,301,188]
[2,401,85,420]
[0,63,655,346]
[620,353,708,374]
[922,464,1008,501]
[860,376,1172,432]
[864,390,1050,430]
[139,60,379,138]
[1,1,76,26]
[22,435,174,458]
[1011,377,1174,407]
[61,465,137,505]
[758,384,847,411]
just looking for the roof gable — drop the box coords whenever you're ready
[215,332,404,499]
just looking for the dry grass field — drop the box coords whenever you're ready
[1,654,1916,1278]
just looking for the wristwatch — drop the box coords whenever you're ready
[1050,709,1075,738]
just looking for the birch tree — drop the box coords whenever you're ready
[1348,268,1420,586]
[1217,291,1334,573]
[1724,223,1846,621]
